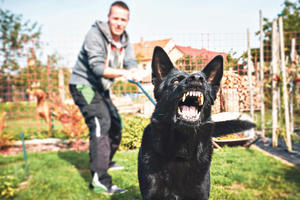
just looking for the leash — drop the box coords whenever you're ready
[128,80,156,105]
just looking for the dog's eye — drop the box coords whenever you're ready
[173,80,179,85]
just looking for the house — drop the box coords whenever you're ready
[134,38,175,69]
[169,45,227,71]
[133,38,227,81]
[134,38,227,70]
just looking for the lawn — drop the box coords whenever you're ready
[1,147,300,200]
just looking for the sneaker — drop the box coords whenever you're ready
[107,185,127,194]
[90,173,108,194]
[108,162,124,171]
[90,173,127,195]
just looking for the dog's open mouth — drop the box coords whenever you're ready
[177,90,204,122]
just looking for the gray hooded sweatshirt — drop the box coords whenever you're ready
[69,21,137,90]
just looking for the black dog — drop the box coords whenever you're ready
[138,46,255,200]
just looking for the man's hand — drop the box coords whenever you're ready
[103,67,126,79]
[103,66,151,82]
[126,67,150,82]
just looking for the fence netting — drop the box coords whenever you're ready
[0,32,299,138]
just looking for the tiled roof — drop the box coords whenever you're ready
[134,38,173,62]
[175,45,227,62]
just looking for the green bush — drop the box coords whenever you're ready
[120,114,149,150]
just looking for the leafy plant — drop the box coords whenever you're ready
[120,114,149,150]
[0,112,14,149]
[0,176,18,199]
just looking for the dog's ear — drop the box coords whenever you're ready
[151,46,175,87]
[202,55,223,101]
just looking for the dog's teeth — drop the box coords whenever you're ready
[182,93,186,102]
[198,95,204,105]
[178,107,182,115]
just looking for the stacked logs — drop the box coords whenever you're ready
[212,70,261,113]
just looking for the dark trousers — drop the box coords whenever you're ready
[69,84,122,188]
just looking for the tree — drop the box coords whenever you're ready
[0,8,41,101]
[0,8,41,75]
[262,0,300,34]
[254,0,300,64]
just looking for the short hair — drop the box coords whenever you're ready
[109,1,129,14]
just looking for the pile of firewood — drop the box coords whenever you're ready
[212,70,261,113]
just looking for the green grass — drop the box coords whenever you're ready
[0,147,300,200]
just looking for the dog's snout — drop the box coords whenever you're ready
[186,74,203,83]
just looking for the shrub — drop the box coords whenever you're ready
[0,112,14,149]
[0,134,13,149]
[120,114,149,150]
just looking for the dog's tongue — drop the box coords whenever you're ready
[181,105,199,120]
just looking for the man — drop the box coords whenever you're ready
[69,1,140,194]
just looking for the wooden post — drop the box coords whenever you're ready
[290,38,296,134]
[278,16,292,152]
[259,10,265,139]
[58,68,65,103]
[290,38,296,63]
[46,56,53,135]
[271,20,280,147]
[247,29,254,119]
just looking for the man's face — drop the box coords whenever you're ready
[108,6,129,40]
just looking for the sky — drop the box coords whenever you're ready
[0,0,291,66]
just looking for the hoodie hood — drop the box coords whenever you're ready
[94,21,129,47]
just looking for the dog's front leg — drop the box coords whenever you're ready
[211,120,256,138]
